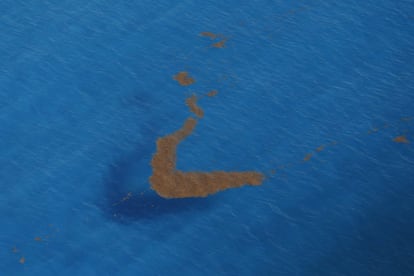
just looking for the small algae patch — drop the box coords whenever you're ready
[207,90,218,97]
[303,153,313,162]
[173,71,195,86]
[212,39,227,48]
[200,32,218,39]
[393,135,409,144]
[186,95,204,118]
[199,32,229,48]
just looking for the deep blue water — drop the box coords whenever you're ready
[1,1,414,275]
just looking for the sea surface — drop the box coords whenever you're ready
[0,1,414,275]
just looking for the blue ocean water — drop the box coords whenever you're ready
[1,0,414,275]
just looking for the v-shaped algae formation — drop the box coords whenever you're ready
[150,94,264,198]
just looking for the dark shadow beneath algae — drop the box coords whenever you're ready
[98,147,215,223]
